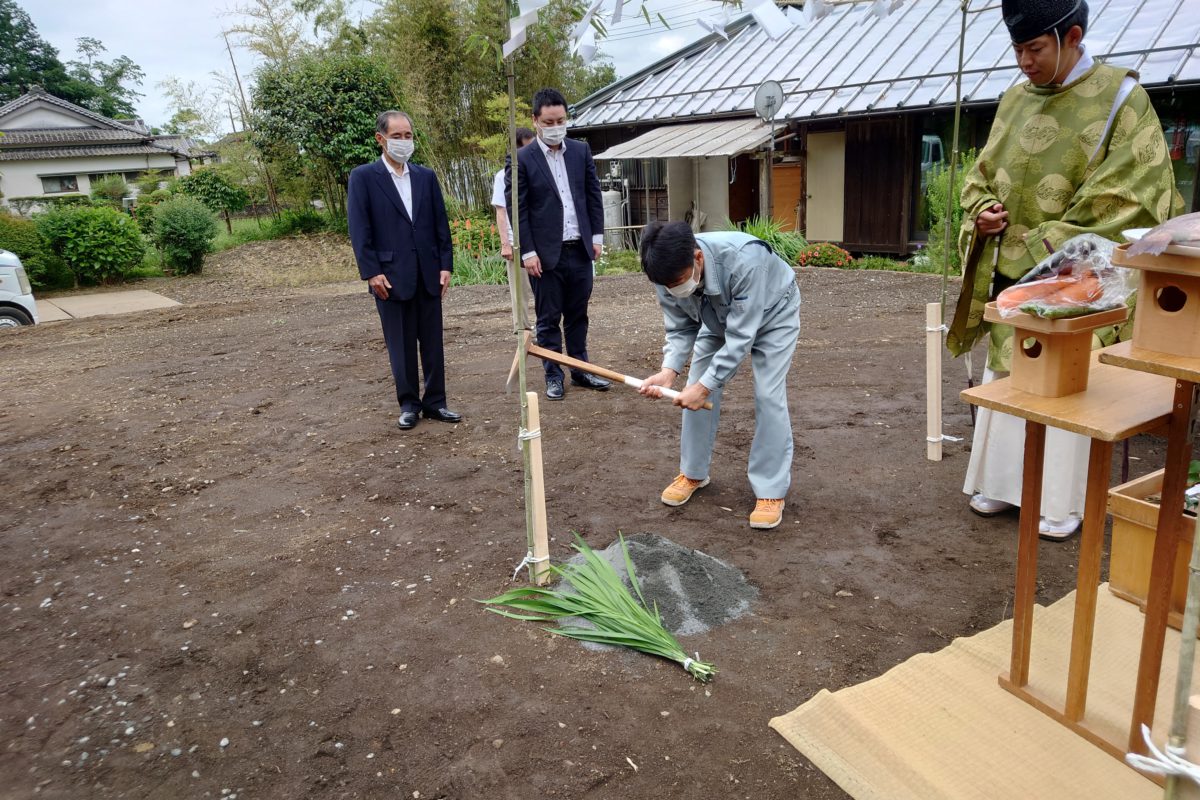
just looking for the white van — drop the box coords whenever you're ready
[0,249,39,328]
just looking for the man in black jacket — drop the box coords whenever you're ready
[507,87,610,401]
[347,110,462,430]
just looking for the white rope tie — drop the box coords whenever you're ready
[512,549,550,581]
[1125,725,1200,784]
[926,323,948,333]
[681,651,701,672]
[927,434,964,443]
[517,427,541,452]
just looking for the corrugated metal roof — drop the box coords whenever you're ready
[0,144,184,162]
[573,0,1200,129]
[593,117,770,159]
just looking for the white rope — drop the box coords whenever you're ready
[518,427,541,442]
[512,549,550,582]
[926,324,948,333]
[681,651,702,672]
[1125,725,1200,784]
[927,434,964,443]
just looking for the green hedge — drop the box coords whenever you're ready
[36,205,145,285]
[152,196,218,274]
[0,213,71,289]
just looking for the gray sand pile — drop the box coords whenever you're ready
[564,533,757,637]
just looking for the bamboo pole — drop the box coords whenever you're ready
[505,51,544,585]
[1165,513,1200,798]
[940,0,969,320]
[926,302,943,461]
[526,392,551,585]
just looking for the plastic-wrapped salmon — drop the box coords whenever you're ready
[995,234,1136,319]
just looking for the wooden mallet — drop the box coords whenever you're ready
[506,332,713,410]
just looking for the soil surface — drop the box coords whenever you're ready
[0,244,1167,799]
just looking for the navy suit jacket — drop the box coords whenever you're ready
[347,159,453,301]
[506,138,604,271]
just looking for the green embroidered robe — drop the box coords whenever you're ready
[946,62,1183,371]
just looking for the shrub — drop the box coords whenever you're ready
[596,249,642,276]
[450,248,507,286]
[89,174,132,209]
[450,215,501,257]
[268,209,327,237]
[924,149,977,276]
[853,255,909,272]
[796,242,854,268]
[152,196,218,274]
[36,205,145,285]
[723,216,808,264]
[0,212,70,289]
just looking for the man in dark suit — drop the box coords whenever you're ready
[348,110,462,430]
[507,87,610,401]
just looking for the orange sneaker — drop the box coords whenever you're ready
[661,474,710,507]
[749,499,785,529]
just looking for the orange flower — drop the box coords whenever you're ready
[465,219,472,230]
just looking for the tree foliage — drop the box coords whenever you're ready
[0,3,145,118]
[250,52,398,216]
[178,168,250,232]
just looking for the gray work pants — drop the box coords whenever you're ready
[680,288,800,499]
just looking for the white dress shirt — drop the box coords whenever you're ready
[522,137,604,261]
[381,156,413,220]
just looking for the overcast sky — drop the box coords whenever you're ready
[21,0,724,133]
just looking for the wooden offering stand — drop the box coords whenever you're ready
[963,353,1173,762]
[1098,243,1200,755]
[983,302,1129,397]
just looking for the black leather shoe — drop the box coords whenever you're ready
[571,372,611,391]
[545,379,565,400]
[423,407,462,423]
[397,411,419,430]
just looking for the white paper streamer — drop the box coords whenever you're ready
[571,0,606,43]
[517,0,549,15]
[803,0,832,24]
[749,0,795,40]
[502,25,527,58]
[610,0,625,24]
[573,26,598,64]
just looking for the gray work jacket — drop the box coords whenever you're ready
[656,231,800,391]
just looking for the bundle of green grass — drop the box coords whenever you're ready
[482,534,717,682]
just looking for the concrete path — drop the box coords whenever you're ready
[37,290,181,321]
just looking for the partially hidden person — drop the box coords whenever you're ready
[348,110,463,431]
[946,0,1182,540]
[506,87,610,401]
[637,221,802,531]
[493,127,536,321]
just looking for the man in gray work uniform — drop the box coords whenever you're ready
[637,220,801,530]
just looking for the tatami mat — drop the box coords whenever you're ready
[770,587,1197,799]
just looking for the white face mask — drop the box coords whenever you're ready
[539,124,568,146]
[385,138,415,163]
[666,262,701,298]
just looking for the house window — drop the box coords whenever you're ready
[40,175,79,194]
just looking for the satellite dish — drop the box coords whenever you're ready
[754,80,785,123]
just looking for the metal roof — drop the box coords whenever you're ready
[593,117,771,159]
[573,0,1200,129]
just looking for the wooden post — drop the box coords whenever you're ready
[1009,420,1046,688]
[526,391,551,585]
[926,302,943,461]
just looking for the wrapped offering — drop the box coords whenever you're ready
[995,234,1137,319]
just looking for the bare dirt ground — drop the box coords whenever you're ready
[0,239,1165,799]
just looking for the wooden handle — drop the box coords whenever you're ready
[526,343,713,410]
